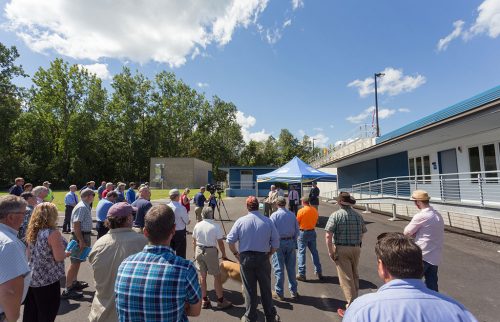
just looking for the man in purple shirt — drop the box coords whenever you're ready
[343,232,476,322]
[404,190,444,292]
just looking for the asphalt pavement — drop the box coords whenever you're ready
[33,197,500,322]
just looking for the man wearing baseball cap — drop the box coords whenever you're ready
[42,181,54,202]
[167,188,190,258]
[89,202,147,322]
[404,190,444,292]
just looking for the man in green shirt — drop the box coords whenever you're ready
[43,181,54,202]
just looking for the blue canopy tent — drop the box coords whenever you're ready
[256,156,337,197]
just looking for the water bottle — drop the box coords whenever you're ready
[66,239,78,252]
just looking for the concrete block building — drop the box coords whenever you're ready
[150,157,212,189]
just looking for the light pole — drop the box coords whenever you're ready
[312,138,316,156]
[374,72,385,137]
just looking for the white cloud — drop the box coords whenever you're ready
[283,19,292,28]
[311,133,329,148]
[4,0,270,68]
[437,1,500,51]
[313,127,323,132]
[197,82,209,88]
[437,20,465,51]
[78,63,111,80]
[292,0,304,10]
[298,129,306,137]
[398,108,410,113]
[236,110,271,143]
[346,106,397,124]
[468,0,500,39]
[348,67,426,97]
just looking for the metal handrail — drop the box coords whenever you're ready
[349,170,500,207]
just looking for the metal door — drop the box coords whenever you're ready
[438,149,460,201]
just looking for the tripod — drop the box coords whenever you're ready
[213,191,231,236]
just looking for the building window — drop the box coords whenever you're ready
[468,144,499,183]
[409,155,431,183]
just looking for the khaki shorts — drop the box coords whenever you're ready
[195,246,220,275]
[195,207,203,222]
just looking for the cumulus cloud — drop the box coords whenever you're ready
[78,63,111,80]
[3,0,270,67]
[346,106,397,124]
[311,132,329,148]
[398,108,410,113]
[437,0,500,51]
[292,0,304,10]
[197,82,209,88]
[236,110,271,143]
[348,67,426,97]
[437,20,465,51]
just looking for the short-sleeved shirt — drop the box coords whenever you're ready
[324,206,367,245]
[89,228,147,322]
[296,205,319,230]
[116,190,125,203]
[270,207,299,239]
[343,279,477,322]
[167,201,189,231]
[97,185,106,200]
[96,199,114,222]
[193,192,206,207]
[9,185,23,196]
[28,228,66,287]
[115,245,201,322]
[309,187,320,205]
[131,198,152,228]
[64,191,79,206]
[0,223,31,314]
[403,206,444,265]
[71,201,93,232]
[126,188,136,204]
[226,211,280,253]
[102,189,111,199]
[192,219,224,247]
[43,188,54,202]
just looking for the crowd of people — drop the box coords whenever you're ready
[0,177,478,322]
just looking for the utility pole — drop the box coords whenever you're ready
[374,72,385,137]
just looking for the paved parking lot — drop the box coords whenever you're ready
[41,197,500,322]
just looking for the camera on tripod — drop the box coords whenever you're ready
[206,183,224,195]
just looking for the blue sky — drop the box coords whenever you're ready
[1,0,499,147]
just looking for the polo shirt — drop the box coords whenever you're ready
[8,185,23,196]
[126,188,136,204]
[270,207,299,239]
[115,245,201,322]
[89,228,148,322]
[404,206,444,265]
[226,211,280,253]
[0,223,31,315]
[324,206,367,245]
[43,188,54,202]
[296,205,318,230]
[131,198,152,228]
[343,279,477,322]
[97,185,106,200]
[71,201,93,233]
[167,201,189,231]
[96,199,114,222]
[193,192,206,207]
[192,219,224,247]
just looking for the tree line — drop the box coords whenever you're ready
[0,42,317,189]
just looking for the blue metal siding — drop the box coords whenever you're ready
[338,152,409,189]
[227,168,275,191]
[376,85,500,144]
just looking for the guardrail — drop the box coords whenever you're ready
[350,170,500,207]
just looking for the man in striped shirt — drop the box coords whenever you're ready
[115,204,201,321]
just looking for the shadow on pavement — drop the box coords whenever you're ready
[295,294,346,313]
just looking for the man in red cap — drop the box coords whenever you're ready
[89,202,147,322]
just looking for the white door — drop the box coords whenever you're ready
[240,170,254,189]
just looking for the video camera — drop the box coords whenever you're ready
[206,183,224,194]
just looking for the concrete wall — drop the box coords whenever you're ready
[149,157,212,189]
[317,167,338,199]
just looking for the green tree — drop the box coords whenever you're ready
[0,43,27,186]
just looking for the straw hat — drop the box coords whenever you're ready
[411,190,430,201]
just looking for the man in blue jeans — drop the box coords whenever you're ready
[296,197,323,281]
[270,197,300,301]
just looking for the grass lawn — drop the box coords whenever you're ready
[0,188,225,212]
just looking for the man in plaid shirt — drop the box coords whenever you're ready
[115,204,201,321]
[324,192,367,318]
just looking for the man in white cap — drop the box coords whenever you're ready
[404,190,444,292]
[168,188,190,258]
[89,202,147,322]
[42,181,54,202]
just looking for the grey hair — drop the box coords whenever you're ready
[32,186,48,197]
[0,195,27,220]
[201,207,214,220]
[276,196,287,207]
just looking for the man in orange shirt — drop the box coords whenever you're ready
[296,197,323,281]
